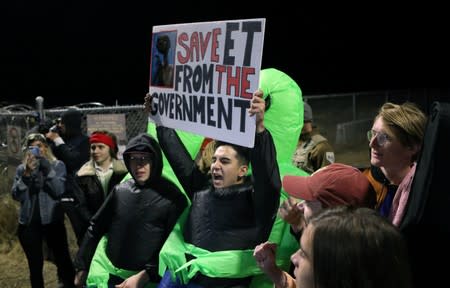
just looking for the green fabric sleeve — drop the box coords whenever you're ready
[152,68,308,287]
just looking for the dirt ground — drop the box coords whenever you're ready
[0,198,78,288]
[0,243,59,288]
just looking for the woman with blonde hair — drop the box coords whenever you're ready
[12,133,75,288]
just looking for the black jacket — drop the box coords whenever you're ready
[157,127,281,287]
[74,133,187,281]
[73,158,128,230]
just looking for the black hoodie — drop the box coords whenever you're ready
[74,133,187,282]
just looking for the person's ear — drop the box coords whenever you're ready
[238,165,248,178]
[408,143,421,161]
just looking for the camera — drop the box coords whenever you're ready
[29,146,40,157]
[37,119,55,135]
[50,124,62,134]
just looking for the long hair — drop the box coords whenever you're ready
[309,206,412,288]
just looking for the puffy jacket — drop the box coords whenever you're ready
[74,133,187,281]
[157,127,281,287]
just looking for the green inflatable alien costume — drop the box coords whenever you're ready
[86,68,307,288]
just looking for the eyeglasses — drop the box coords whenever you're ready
[129,155,152,165]
[367,130,391,146]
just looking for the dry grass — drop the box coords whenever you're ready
[0,194,78,288]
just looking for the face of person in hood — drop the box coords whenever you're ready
[57,121,66,135]
[211,145,248,188]
[128,152,152,185]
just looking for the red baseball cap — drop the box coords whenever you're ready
[282,163,375,208]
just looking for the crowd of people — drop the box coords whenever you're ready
[11,81,430,288]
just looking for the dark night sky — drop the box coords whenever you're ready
[3,3,449,108]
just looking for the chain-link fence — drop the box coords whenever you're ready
[0,103,148,195]
[304,88,446,167]
[0,88,445,195]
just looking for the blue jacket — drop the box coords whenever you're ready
[12,160,66,225]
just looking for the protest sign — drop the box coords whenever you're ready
[148,18,265,147]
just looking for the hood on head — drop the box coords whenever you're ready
[123,133,163,186]
[61,108,82,136]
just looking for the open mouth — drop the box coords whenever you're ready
[212,173,223,181]
[212,173,223,185]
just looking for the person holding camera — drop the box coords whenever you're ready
[46,107,90,244]
[11,133,75,288]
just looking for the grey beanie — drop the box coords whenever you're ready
[304,101,313,122]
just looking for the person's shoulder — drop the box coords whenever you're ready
[311,133,328,143]
[15,163,26,173]
[112,159,127,174]
[315,140,334,152]
[54,159,66,168]
[76,161,96,177]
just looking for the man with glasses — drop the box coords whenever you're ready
[74,133,187,287]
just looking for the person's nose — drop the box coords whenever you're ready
[368,134,377,148]
[211,160,220,171]
[297,201,305,213]
[291,250,299,266]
